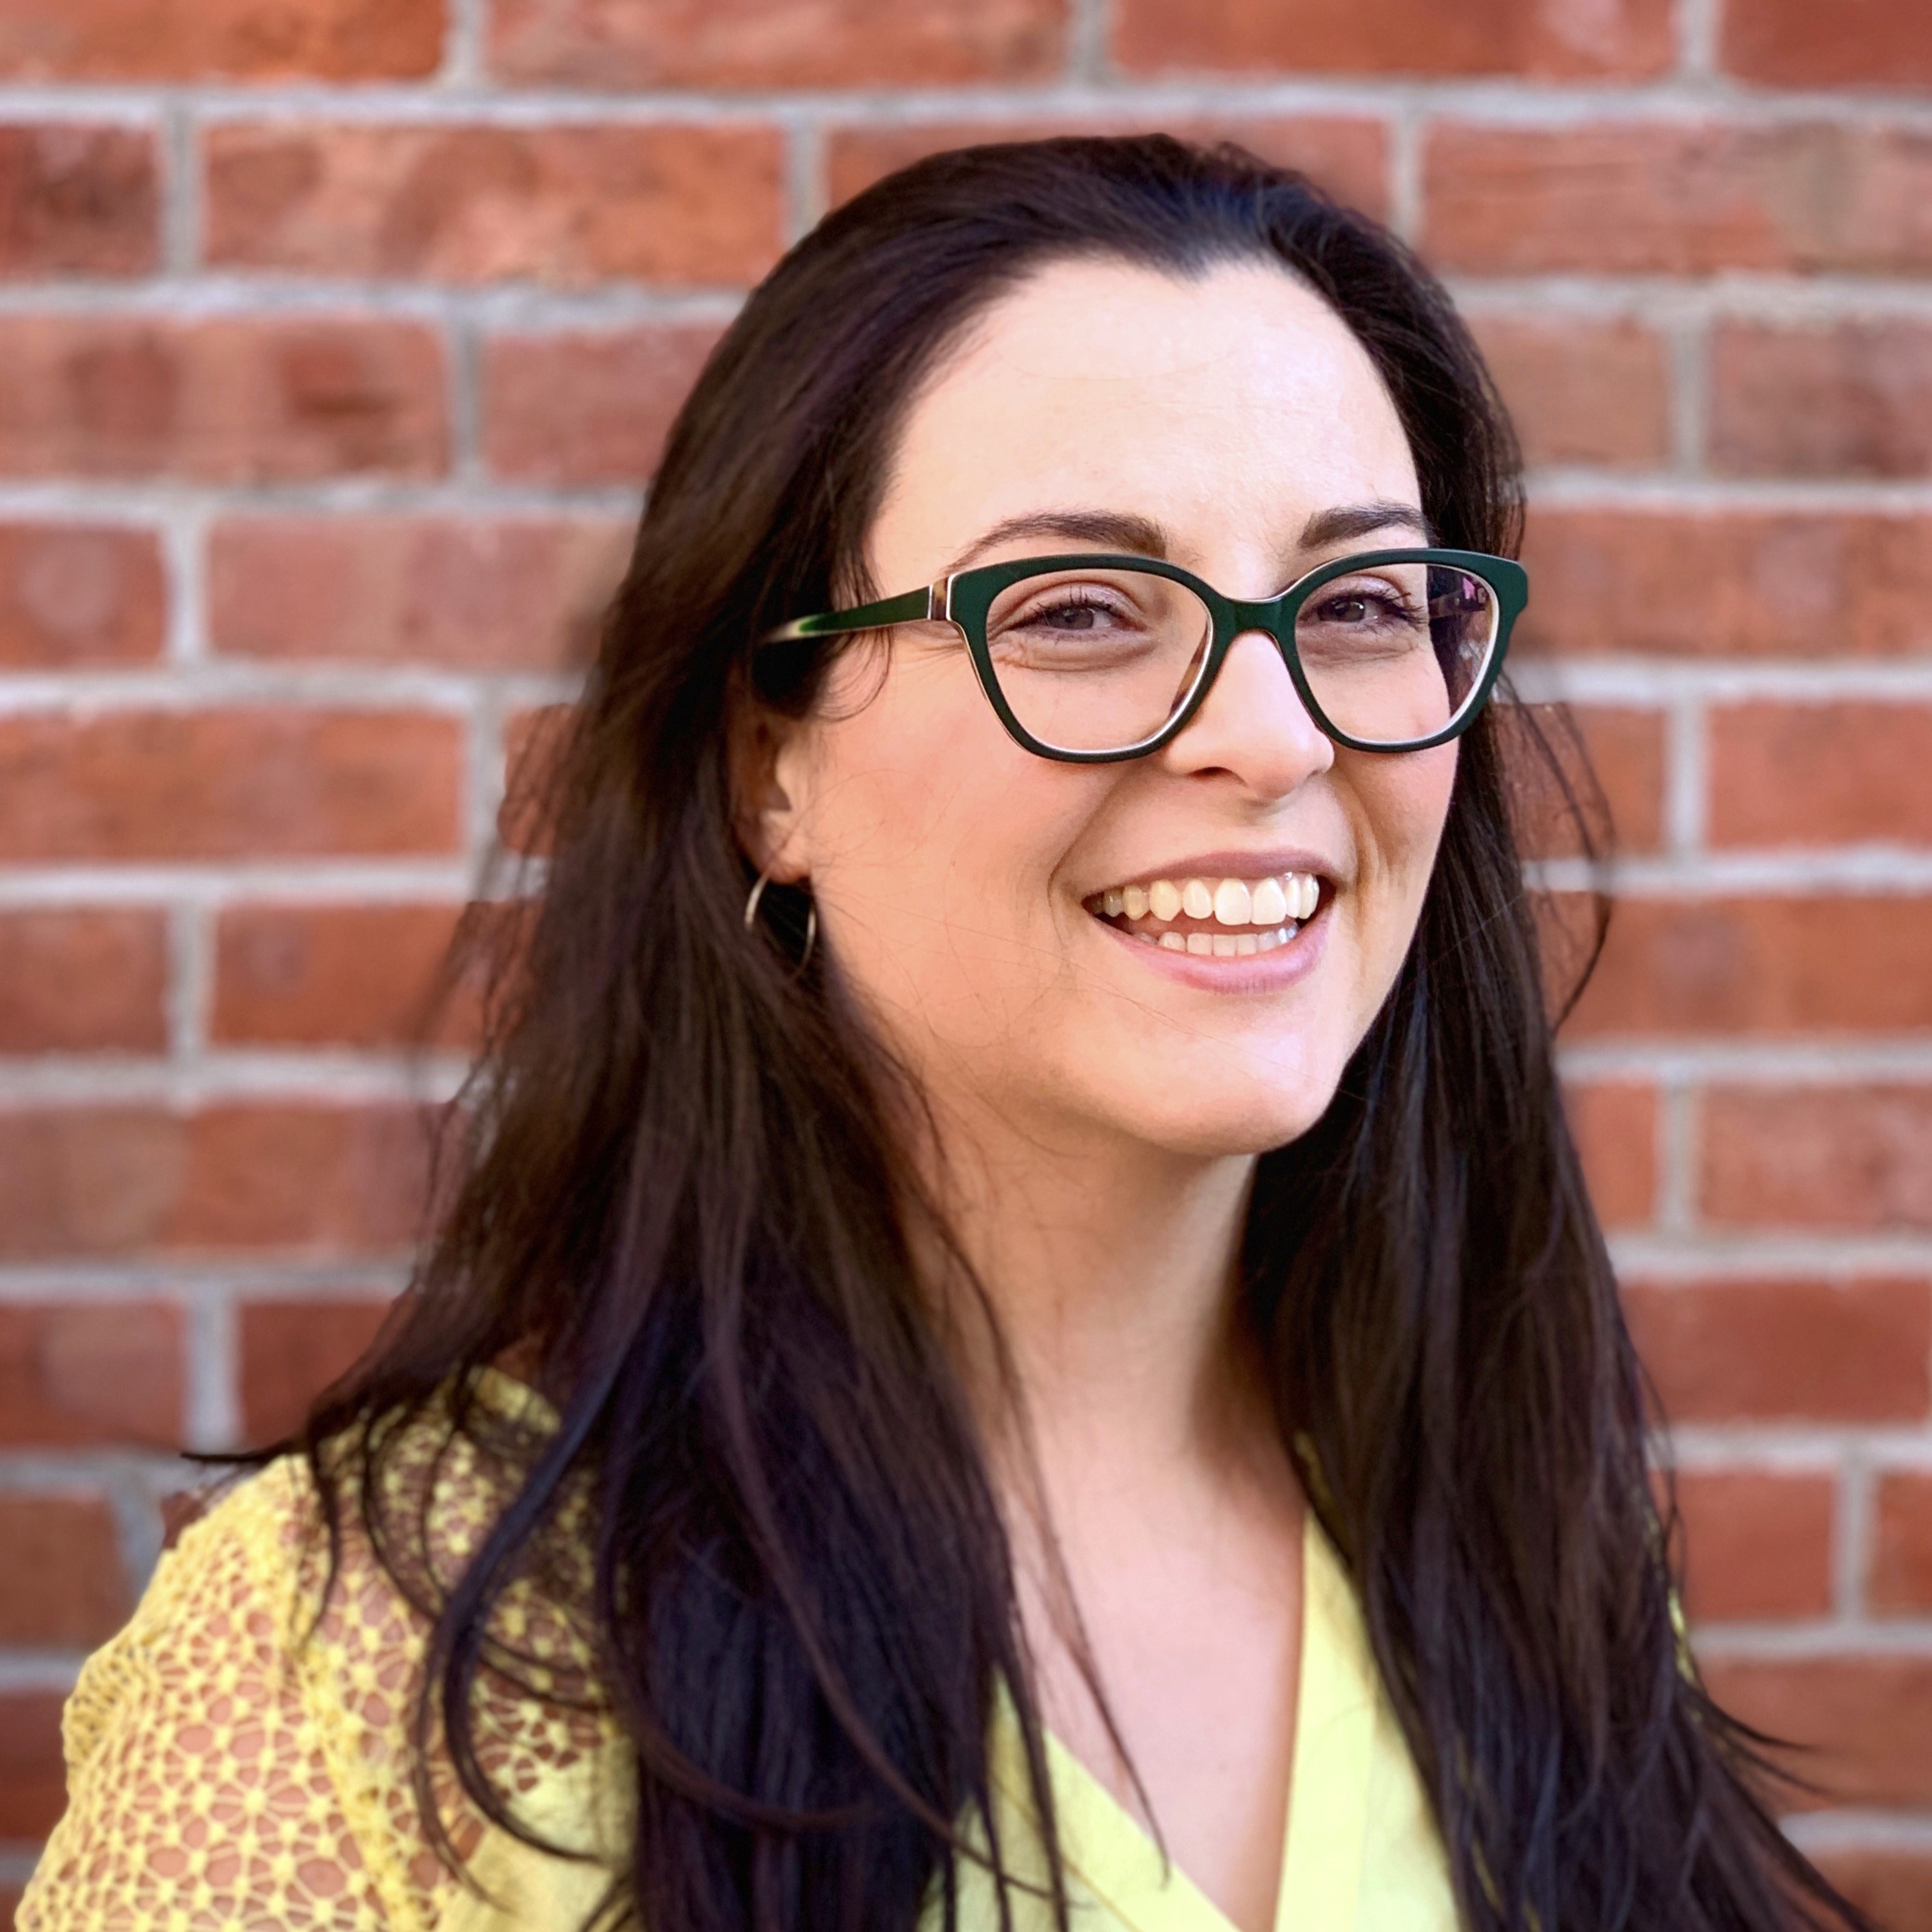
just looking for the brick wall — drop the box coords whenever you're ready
[1,0,1929,1921]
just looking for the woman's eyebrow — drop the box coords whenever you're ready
[942,509,1170,576]
[1299,502,1434,548]
[939,502,1430,580]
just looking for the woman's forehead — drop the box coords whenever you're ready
[874,256,1419,574]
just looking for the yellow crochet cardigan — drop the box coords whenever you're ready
[18,1366,1458,1932]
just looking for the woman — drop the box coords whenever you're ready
[19,136,1864,1932]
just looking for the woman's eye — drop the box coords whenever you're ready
[1310,585,1419,627]
[1023,595,1121,630]
[1040,602,1097,629]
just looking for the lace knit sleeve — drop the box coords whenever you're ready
[16,1457,403,1931]
[17,1374,632,1932]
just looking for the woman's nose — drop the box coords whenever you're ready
[1159,628,1335,798]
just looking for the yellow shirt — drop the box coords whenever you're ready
[18,1366,1459,1932]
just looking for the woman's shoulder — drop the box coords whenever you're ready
[142,1360,571,1662]
[19,1446,421,1930]
[20,1366,626,1932]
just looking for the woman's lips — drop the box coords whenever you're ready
[1085,873,1333,988]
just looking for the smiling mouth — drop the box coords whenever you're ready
[1081,869,1329,956]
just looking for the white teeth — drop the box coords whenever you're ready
[1250,877,1288,925]
[1135,929,1158,944]
[1213,878,1252,926]
[1210,933,1235,957]
[1235,932,1258,956]
[1094,868,1326,942]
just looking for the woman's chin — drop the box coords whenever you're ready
[1077,1068,1341,1161]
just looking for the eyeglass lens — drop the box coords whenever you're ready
[981,561,1502,754]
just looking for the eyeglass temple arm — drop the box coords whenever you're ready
[762,583,941,644]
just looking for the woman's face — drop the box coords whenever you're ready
[762,256,1459,1159]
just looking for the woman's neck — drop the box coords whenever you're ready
[920,1092,1265,1478]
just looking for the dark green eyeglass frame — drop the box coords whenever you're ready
[763,546,1529,762]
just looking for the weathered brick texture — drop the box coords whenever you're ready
[0,314,449,480]
[203,123,788,285]
[1111,0,1674,80]
[0,125,159,276]
[1,0,1929,1901]
[0,0,445,82]
[0,524,166,667]
[480,322,726,483]
[489,0,1069,88]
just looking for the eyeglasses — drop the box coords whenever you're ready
[764,548,1527,762]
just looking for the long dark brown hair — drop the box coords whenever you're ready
[201,136,1867,1932]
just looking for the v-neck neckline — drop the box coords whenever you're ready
[469,1369,1382,1930]
[990,1509,1376,1932]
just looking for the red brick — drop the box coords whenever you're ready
[1564,1080,1656,1228]
[237,1296,394,1443]
[1698,1656,1932,1809]
[205,123,786,287]
[1625,1278,1931,1424]
[1816,1850,1932,1928]
[0,708,463,862]
[0,522,165,667]
[0,314,446,481]
[1577,707,1666,855]
[1703,1090,1932,1231]
[0,1301,183,1446]
[0,0,443,81]
[0,1692,66,1840]
[0,908,166,1053]
[213,901,485,1048]
[0,1493,130,1645]
[0,125,157,277]
[1673,1469,1835,1622]
[1869,1472,1932,1614]
[1114,0,1671,79]
[1505,703,1666,862]
[1708,701,1932,849]
[209,515,627,671]
[500,702,574,857]
[1712,321,1932,478]
[480,323,721,486]
[1722,0,1932,87]
[1425,121,1932,275]
[490,0,1065,88]
[1516,509,1932,658]
[825,116,1391,221]
[1469,314,1669,469]
[1568,896,1932,1038]
[0,1103,437,1259]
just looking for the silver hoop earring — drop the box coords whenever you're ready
[744,868,816,975]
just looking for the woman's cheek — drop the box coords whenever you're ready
[1344,747,1457,994]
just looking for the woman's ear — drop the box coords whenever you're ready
[731,706,813,884]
